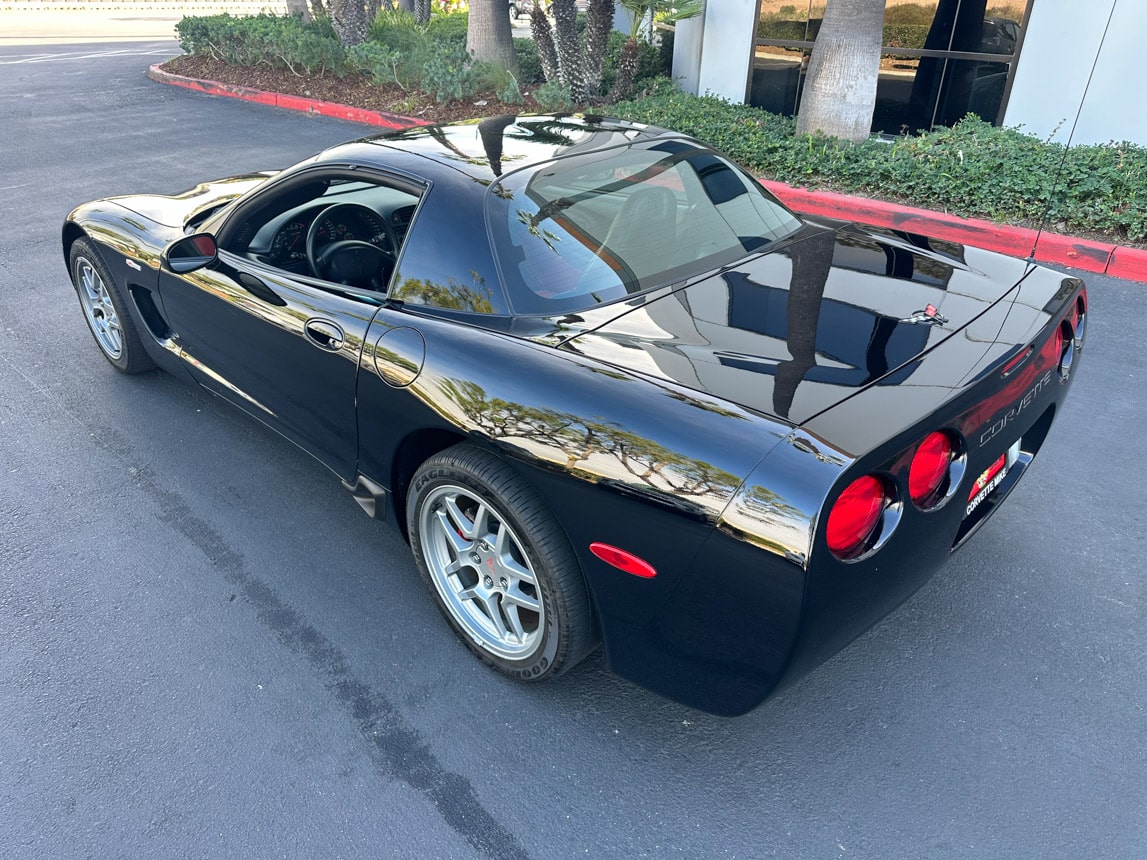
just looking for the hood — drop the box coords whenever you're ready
[108,172,279,229]
[561,222,1033,425]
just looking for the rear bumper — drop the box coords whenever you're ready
[601,277,1086,716]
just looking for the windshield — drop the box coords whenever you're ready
[487,139,802,315]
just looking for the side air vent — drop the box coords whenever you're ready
[391,205,415,228]
[391,205,416,245]
[129,285,171,339]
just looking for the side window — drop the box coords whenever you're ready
[390,177,510,316]
[220,172,422,293]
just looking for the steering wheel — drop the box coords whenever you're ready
[305,202,395,289]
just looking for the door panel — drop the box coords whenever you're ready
[157,252,380,479]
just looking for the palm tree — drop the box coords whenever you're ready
[610,0,701,101]
[329,0,369,46]
[530,0,614,103]
[467,0,518,71]
[795,0,886,142]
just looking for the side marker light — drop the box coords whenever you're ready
[589,543,657,579]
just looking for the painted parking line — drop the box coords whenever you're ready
[0,46,175,63]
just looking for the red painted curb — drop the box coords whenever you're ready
[762,181,1125,277]
[1107,245,1147,282]
[148,63,1147,283]
[148,63,429,131]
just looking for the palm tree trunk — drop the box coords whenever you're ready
[606,37,639,102]
[285,0,311,22]
[330,0,368,46]
[795,0,886,142]
[467,0,518,71]
[583,0,614,100]
[530,6,560,83]
[551,0,586,101]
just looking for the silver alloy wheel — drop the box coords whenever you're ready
[75,256,123,359]
[418,483,545,660]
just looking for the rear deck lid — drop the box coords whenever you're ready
[561,222,1032,424]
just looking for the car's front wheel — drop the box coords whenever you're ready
[69,238,154,374]
[408,444,596,681]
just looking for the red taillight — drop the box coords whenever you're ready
[589,542,657,578]
[909,430,954,507]
[826,475,888,558]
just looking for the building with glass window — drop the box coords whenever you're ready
[672,0,1144,146]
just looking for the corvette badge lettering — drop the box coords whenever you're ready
[979,370,1053,446]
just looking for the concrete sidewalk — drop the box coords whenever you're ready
[0,1,286,44]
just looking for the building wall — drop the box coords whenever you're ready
[674,0,757,102]
[676,0,1143,147]
[1004,0,1144,145]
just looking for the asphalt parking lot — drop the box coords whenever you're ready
[1,42,1144,859]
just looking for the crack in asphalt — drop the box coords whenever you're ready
[134,466,530,860]
[5,349,530,859]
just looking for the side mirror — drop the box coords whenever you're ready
[164,233,218,274]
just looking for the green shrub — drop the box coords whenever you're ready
[348,41,402,87]
[757,17,928,50]
[175,13,347,76]
[611,90,1147,242]
[426,10,469,44]
[368,8,428,55]
[419,39,475,102]
[882,3,936,26]
[307,15,338,41]
[882,24,930,50]
[497,74,525,105]
[756,18,817,40]
[470,60,517,97]
[534,81,574,111]
[514,36,543,84]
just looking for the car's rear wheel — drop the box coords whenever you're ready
[69,238,154,374]
[408,444,596,681]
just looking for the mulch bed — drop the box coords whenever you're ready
[162,55,546,124]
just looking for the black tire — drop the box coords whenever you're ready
[407,443,597,681]
[69,238,154,374]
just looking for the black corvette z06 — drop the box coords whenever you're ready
[63,116,1086,715]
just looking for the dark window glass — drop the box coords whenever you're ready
[748,48,809,116]
[751,0,1029,132]
[756,1,818,42]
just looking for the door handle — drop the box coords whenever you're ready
[305,318,345,352]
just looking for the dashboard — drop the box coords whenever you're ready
[246,185,420,279]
